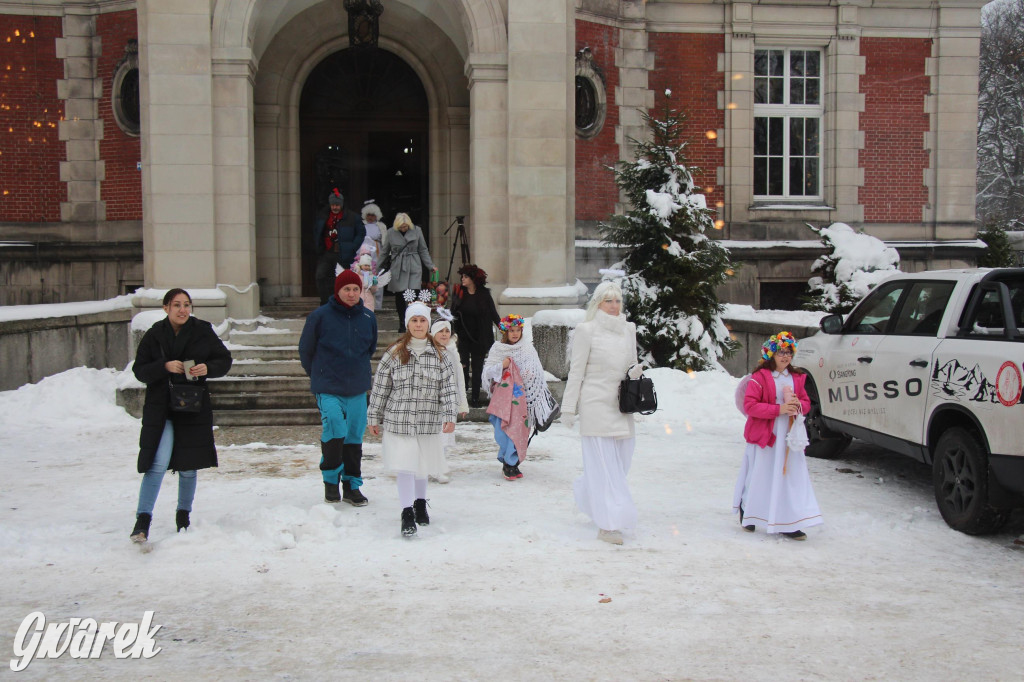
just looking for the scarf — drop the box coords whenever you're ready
[484,340,553,427]
[486,359,531,462]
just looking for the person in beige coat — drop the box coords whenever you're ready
[561,281,642,545]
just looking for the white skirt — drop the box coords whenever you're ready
[732,415,823,533]
[573,436,637,531]
[382,431,446,478]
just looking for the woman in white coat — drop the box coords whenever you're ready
[561,281,640,545]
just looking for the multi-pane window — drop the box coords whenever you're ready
[753,48,823,199]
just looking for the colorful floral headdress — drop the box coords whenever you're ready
[499,314,525,332]
[761,331,798,361]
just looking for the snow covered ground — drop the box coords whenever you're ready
[2,366,1023,680]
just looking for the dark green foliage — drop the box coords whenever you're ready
[977,221,1016,268]
[599,97,738,370]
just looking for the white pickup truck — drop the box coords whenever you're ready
[798,268,1024,534]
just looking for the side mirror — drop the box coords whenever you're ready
[820,314,844,334]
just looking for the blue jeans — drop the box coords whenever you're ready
[489,414,519,466]
[136,420,197,515]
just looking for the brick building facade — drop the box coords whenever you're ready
[0,1,987,315]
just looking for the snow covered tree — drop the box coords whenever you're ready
[977,220,1016,268]
[600,93,737,371]
[805,223,900,314]
[977,0,1024,229]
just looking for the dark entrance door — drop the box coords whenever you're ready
[300,48,428,296]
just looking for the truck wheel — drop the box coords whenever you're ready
[932,427,1010,535]
[805,378,851,459]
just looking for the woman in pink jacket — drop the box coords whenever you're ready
[732,331,822,540]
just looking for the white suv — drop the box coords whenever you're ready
[798,268,1024,534]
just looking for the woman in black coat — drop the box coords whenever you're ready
[130,288,232,544]
[450,264,500,407]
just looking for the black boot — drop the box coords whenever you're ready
[341,444,367,506]
[175,509,190,532]
[401,507,417,537]
[130,513,151,543]
[342,481,368,507]
[413,498,430,525]
[321,439,344,503]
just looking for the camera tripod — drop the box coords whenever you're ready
[445,215,470,282]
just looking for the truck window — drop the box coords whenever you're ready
[844,282,906,334]
[960,278,1024,340]
[890,281,955,336]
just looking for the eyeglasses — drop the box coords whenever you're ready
[775,350,794,357]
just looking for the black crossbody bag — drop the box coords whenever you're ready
[168,379,204,413]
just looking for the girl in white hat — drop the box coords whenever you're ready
[367,302,459,537]
[430,314,470,483]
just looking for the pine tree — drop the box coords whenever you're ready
[804,222,900,314]
[599,94,737,371]
[977,220,1016,268]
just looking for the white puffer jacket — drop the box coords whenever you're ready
[562,310,638,438]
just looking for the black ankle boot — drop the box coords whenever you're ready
[176,509,190,532]
[401,507,417,537]
[342,481,368,507]
[413,498,429,525]
[324,481,341,503]
[131,513,151,543]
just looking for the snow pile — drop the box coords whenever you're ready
[0,294,133,323]
[807,222,900,313]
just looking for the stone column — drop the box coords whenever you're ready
[135,0,222,321]
[616,0,652,200]
[57,9,104,223]
[831,6,865,225]
[721,3,754,235]
[499,0,582,314]
[465,53,509,290]
[925,6,982,238]
[212,47,260,318]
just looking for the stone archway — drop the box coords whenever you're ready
[298,47,430,296]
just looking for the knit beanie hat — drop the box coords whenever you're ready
[358,253,372,267]
[404,301,431,327]
[328,188,344,206]
[334,268,363,295]
[430,320,451,336]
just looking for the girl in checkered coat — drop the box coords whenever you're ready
[368,302,459,537]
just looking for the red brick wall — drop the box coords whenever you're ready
[575,20,619,222]
[0,16,65,222]
[648,33,725,214]
[859,37,931,223]
[97,10,141,221]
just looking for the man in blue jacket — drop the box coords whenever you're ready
[313,189,366,305]
[299,269,378,505]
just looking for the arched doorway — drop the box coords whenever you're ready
[299,48,429,295]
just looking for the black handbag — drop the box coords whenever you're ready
[534,390,561,433]
[618,370,657,415]
[168,380,204,413]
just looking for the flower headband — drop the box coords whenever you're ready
[499,314,525,332]
[761,331,798,361]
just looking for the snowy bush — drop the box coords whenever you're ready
[600,93,738,371]
[805,222,900,314]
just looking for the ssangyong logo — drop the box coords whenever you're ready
[829,368,856,381]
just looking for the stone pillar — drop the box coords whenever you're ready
[616,0,653,200]
[136,0,222,321]
[465,53,509,290]
[212,47,260,318]
[831,6,865,225]
[721,3,754,235]
[57,9,105,223]
[925,6,982,238]
[499,0,581,314]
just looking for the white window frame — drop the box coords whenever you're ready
[753,47,824,202]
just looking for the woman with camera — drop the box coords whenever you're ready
[129,288,232,544]
[560,281,641,545]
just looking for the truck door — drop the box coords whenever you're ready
[871,280,957,445]
[819,281,908,427]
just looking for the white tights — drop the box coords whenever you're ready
[396,472,427,508]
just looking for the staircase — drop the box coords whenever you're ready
[208,296,403,426]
